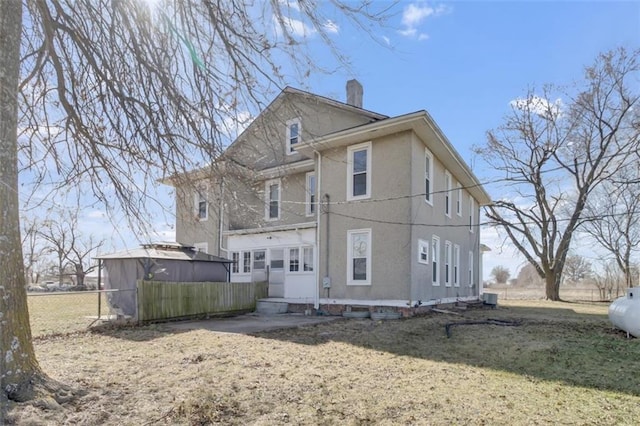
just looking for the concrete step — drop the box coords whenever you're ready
[256,300,289,314]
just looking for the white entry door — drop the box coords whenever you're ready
[268,248,285,297]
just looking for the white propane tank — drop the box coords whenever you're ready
[609,287,640,337]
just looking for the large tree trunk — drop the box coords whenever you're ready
[0,0,42,401]
[545,270,561,301]
[0,0,75,407]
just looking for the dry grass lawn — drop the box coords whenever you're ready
[7,300,640,425]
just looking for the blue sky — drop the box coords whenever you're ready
[27,1,639,279]
[296,0,639,279]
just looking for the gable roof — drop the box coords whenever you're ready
[295,110,491,205]
[96,242,232,262]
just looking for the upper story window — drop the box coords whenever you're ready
[265,179,280,221]
[456,182,462,216]
[195,185,208,221]
[306,172,316,216]
[286,118,301,155]
[444,171,452,217]
[347,142,372,201]
[425,149,433,205]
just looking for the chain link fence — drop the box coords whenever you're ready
[27,289,137,338]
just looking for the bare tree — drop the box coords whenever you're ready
[490,265,510,284]
[37,210,104,288]
[591,261,625,300]
[582,162,640,288]
[1,0,389,405]
[563,254,592,285]
[478,48,640,301]
[21,216,51,285]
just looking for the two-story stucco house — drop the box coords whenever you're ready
[166,80,491,312]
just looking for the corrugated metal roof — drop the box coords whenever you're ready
[96,243,232,263]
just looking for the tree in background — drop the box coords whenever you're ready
[21,216,51,286]
[490,265,510,284]
[515,263,545,288]
[581,162,640,288]
[478,48,640,301]
[563,254,592,285]
[0,0,389,406]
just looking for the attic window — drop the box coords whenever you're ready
[286,118,301,155]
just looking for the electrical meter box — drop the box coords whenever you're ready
[322,277,331,289]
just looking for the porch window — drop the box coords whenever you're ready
[231,252,239,273]
[303,247,314,272]
[289,248,300,272]
[242,252,251,273]
[253,250,266,270]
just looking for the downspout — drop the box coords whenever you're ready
[324,193,330,300]
[218,179,228,257]
[314,152,322,310]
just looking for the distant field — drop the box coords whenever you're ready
[483,284,623,302]
[27,291,111,337]
[9,299,640,425]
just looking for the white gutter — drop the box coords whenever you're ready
[314,151,322,310]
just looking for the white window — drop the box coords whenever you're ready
[468,251,474,287]
[469,195,475,233]
[456,182,462,216]
[303,247,314,272]
[195,185,208,221]
[193,242,208,253]
[242,252,251,273]
[286,118,301,154]
[444,241,451,287]
[347,229,371,285]
[289,248,300,272]
[425,149,433,205]
[306,172,316,216]
[265,180,280,220]
[253,250,266,270]
[347,142,372,200]
[432,235,440,286]
[417,239,429,264]
[453,244,460,287]
[444,171,452,217]
[231,252,240,274]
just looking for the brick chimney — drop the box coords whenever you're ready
[346,79,363,108]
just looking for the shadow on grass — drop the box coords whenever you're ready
[247,302,640,397]
[89,321,191,342]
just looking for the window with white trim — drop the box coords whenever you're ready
[347,142,371,200]
[347,229,371,285]
[418,239,429,264]
[253,250,266,270]
[456,182,462,216]
[432,235,440,286]
[286,118,301,154]
[195,185,208,221]
[425,149,433,204]
[193,242,208,253]
[453,244,460,287]
[444,171,452,217]
[444,241,451,287]
[289,248,300,272]
[468,251,474,287]
[242,252,251,273]
[469,195,475,233]
[231,252,239,274]
[306,172,316,216]
[265,180,280,220]
[303,247,314,272]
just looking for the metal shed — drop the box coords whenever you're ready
[95,242,232,318]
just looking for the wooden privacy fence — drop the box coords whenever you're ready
[137,280,269,322]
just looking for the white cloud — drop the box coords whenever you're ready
[273,15,317,38]
[381,35,391,46]
[323,20,339,34]
[510,95,563,119]
[398,2,450,41]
